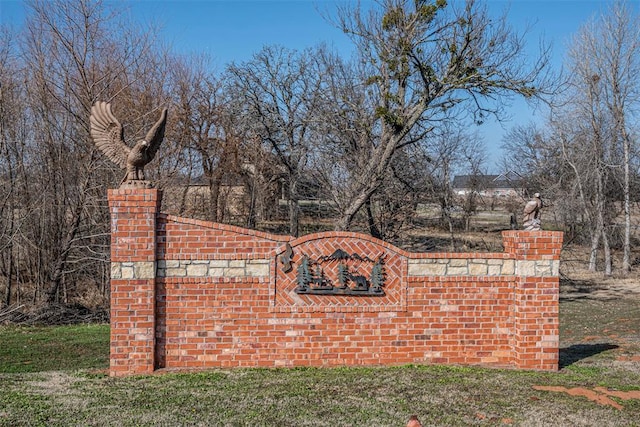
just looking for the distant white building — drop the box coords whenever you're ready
[452,171,525,198]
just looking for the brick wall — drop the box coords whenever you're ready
[109,188,563,376]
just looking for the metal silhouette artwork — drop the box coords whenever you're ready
[280,243,294,273]
[294,249,385,296]
[90,101,168,187]
[523,193,542,231]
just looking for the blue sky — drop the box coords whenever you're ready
[0,0,623,171]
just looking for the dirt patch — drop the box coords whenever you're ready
[616,355,640,362]
[533,385,640,410]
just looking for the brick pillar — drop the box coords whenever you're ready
[108,188,162,376]
[502,230,563,371]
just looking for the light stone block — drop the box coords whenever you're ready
[166,267,187,277]
[134,262,155,279]
[121,266,134,279]
[165,260,181,268]
[535,261,552,276]
[516,260,537,276]
[111,263,122,279]
[469,262,488,276]
[449,259,468,267]
[208,268,225,277]
[447,266,468,275]
[501,260,515,275]
[408,262,447,276]
[551,260,560,276]
[224,267,247,277]
[245,263,269,277]
[186,263,208,277]
[487,264,502,275]
[209,260,229,268]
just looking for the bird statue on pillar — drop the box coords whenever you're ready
[90,101,168,188]
[523,193,542,231]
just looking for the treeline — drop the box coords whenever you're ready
[501,2,640,275]
[0,0,636,309]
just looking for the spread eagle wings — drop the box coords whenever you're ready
[90,101,168,168]
[143,106,168,161]
[90,101,129,169]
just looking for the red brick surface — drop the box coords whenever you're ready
[272,233,406,313]
[109,189,563,376]
[108,189,161,375]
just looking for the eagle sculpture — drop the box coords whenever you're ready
[522,193,542,231]
[90,101,168,186]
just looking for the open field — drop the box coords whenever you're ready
[1,277,639,426]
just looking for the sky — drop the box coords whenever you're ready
[0,0,623,172]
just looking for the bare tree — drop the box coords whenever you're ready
[549,66,615,274]
[167,55,241,222]
[0,27,27,307]
[548,1,640,275]
[327,0,552,231]
[14,0,168,303]
[226,46,323,237]
[424,127,463,247]
[420,124,486,247]
[553,113,615,274]
[500,123,578,235]
[590,1,640,273]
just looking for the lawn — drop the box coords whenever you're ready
[0,281,639,426]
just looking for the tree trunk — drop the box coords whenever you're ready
[603,228,612,276]
[288,174,300,237]
[335,156,390,231]
[335,184,378,231]
[3,199,15,308]
[621,128,631,273]
[588,172,606,273]
[245,180,257,229]
[4,242,13,308]
[622,157,631,273]
[365,197,382,239]
[46,171,90,304]
[209,177,221,223]
[47,223,79,303]
[588,231,599,272]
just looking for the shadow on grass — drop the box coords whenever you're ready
[559,343,619,369]
[559,277,638,302]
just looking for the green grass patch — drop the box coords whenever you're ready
[1,364,639,426]
[0,324,109,373]
[0,293,639,425]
